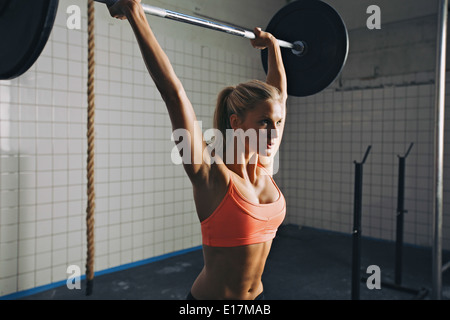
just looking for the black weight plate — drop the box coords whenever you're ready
[0,0,59,80]
[261,0,349,97]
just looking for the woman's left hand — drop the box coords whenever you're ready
[250,27,275,49]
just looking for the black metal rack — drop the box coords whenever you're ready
[351,145,371,300]
[351,143,429,300]
[380,143,428,298]
[395,142,414,286]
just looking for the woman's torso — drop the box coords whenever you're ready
[190,163,284,299]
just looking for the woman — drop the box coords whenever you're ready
[107,0,287,300]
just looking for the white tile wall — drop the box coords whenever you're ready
[279,71,450,251]
[0,0,266,296]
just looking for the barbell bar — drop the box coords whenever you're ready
[96,0,306,55]
[0,0,349,97]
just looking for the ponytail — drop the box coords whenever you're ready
[213,86,235,140]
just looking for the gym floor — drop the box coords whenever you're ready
[20,225,450,300]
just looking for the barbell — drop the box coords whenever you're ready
[0,0,349,97]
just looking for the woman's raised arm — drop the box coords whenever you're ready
[108,0,209,182]
[250,28,287,173]
[251,28,288,103]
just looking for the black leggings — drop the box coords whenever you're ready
[186,291,265,300]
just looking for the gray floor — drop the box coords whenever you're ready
[20,225,450,300]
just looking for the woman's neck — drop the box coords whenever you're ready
[224,141,259,182]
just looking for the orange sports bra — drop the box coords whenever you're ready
[201,166,286,247]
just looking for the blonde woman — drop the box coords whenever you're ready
[108,0,287,300]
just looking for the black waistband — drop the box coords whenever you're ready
[186,291,265,300]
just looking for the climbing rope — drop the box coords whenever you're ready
[86,0,96,296]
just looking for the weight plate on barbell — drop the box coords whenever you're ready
[0,0,59,80]
[261,0,349,97]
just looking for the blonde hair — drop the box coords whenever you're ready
[213,80,282,140]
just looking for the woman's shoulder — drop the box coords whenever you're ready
[191,161,230,191]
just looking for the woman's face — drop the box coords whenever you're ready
[230,99,285,157]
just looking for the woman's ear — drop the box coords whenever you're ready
[229,114,241,129]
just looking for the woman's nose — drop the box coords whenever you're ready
[269,127,279,140]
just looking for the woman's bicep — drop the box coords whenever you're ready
[165,90,210,180]
[265,39,288,102]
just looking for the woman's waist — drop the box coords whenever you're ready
[191,267,264,300]
[192,243,270,299]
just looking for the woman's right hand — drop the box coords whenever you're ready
[107,0,141,20]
